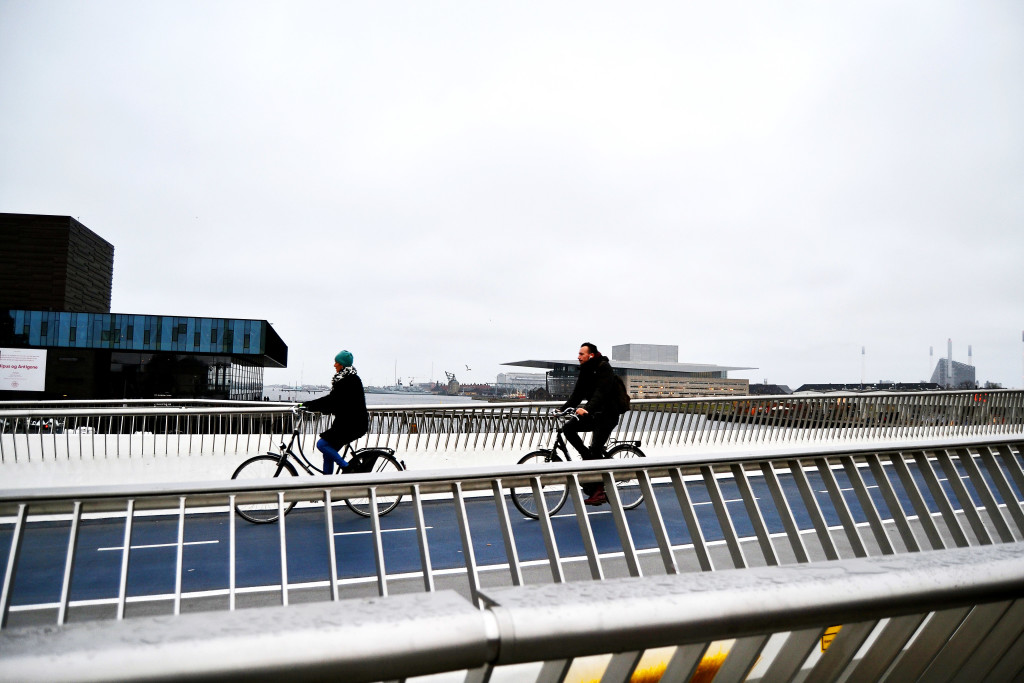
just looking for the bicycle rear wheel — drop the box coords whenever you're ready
[511,450,569,520]
[231,454,299,523]
[344,450,406,518]
[605,443,645,510]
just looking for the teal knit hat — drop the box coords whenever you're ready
[335,350,354,367]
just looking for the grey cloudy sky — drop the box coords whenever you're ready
[2,1,1022,389]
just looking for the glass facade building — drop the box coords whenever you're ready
[1,214,289,401]
[2,310,287,400]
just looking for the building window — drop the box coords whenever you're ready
[194,332,200,347]
[243,334,250,350]
[40,321,48,336]
[144,329,151,344]
[127,325,134,340]
[211,329,218,344]
[69,327,77,342]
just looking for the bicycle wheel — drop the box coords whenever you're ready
[344,450,406,518]
[605,443,645,510]
[511,450,569,520]
[231,454,299,523]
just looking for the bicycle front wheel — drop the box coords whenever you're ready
[344,450,406,518]
[232,454,299,523]
[511,450,569,520]
[606,443,645,510]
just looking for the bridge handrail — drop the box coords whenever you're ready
[2,543,1021,682]
[2,389,1022,463]
[1,432,1020,514]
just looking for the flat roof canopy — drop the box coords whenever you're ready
[503,359,754,373]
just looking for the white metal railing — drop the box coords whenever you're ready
[2,436,1022,629]
[3,544,1022,682]
[1,389,1022,463]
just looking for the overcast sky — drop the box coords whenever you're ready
[2,1,1022,389]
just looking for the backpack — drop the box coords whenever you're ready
[613,375,631,414]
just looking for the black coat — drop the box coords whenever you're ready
[304,371,369,447]
[559,355,620,416]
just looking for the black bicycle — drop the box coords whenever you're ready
[510,410,645,519]
[231,410,406,523]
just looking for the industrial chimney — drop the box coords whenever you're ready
[947,339,953,386]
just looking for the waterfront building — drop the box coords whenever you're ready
[794,382,942,393]
[927,339,978,389]
[0,213,287,400]
[0,213,113,312]
[495,372,547,392]
[930,359,976,389]
[748,383,793,395]
[504,343,751,399]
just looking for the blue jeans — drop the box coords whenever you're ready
[316,438,348,474]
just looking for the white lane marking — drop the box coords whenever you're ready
[546,497,746,519]
[98,540,219,552]
[335,526,432,537]
[819,485,879,494]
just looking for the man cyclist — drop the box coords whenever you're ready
[557,342,629,505]
[300,350,369,474]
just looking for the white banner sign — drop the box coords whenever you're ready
[0,348,47,392]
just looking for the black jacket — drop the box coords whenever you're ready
[559,355,621,416]
[304,370,369,447]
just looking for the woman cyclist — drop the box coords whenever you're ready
[300,350,369,474]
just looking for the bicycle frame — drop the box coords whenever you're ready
[548,412,636,460]
[273,416,355,476]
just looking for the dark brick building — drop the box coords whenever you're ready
[0,213,114,312]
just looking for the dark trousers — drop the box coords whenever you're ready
[563,412,617,495]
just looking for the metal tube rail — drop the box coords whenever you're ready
[1,390,1022,464]
[1,435,1022,637]
[2,544,1022,682]
[481,543,1024,668]
[0,590,495,683]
